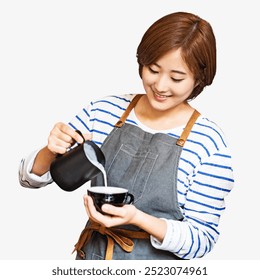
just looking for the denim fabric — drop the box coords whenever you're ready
[79,122,184,260]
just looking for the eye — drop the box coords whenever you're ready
[148,66,159,74]
[171,77,184,83]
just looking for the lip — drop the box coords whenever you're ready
[153,90,173,101]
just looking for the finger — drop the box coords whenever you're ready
[84,196,123,228]
[52,123,74,143]
[47,135,72,154]
[83,195,92,217]
[85,195,104,220]
[83,133,92,141]
[101,204,127,217]
[47,141,68,155]
[83,195,100,223]
[59,123,85,144]
[51,122,84,144]
[48,123,86,154]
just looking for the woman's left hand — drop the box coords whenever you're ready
[83,195,139,228]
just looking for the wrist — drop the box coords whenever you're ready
[130,208,144,227]
[130,208,167,242]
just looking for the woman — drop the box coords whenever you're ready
[19,11,234,259]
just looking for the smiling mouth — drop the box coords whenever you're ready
[154,92,173,98]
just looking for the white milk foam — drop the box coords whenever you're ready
[83,143,108,187]
[89,186,127,194]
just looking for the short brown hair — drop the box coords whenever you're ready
[136,12,216,100]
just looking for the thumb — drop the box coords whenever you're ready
[83,133,92,141]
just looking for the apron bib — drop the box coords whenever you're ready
[74,94,200,260]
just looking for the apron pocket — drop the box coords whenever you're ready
[106,144,158,202]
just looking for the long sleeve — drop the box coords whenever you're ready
[18,94,234,259]
[18,95,134,189]
[151,146,234,258]
[19,149,53,188]
[58,95,235,259]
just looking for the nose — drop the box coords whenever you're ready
[154,74,169,93]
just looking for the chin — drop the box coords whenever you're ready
[149,99,174,112]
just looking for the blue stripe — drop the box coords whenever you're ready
[92,140,103,146]
[177,178,185,185]
[68,122,77,130]
[203,237,209,256]
[91,108,121,119]
[187,138,210,157]
[75,116,90,131]
[203,232,211,253]
[192,130,219,150]
[178,167,189,176]
[193,180,231,193]
[203,162,233,170]
[204,231,213,252]
[180,157,196,169]
[185,206,220,218]
[189,189,224,201]
[193,233,201,258]
[110,95,133,103]
[93,99,127,111]
[197,170,234,182]
[83,108,90,118]
[126,119,138,125]
[89,129,109,136]
[215,153,231,158]
[177,190,186,200]
[90,109,137,126]
[196,122,227,147]
[182,226,194,259]
[186,198,226,211]
[183,147,202,162]
[177,189,187,197]
[187,216,220,236]
[91,116,137,128]
[168,132,211,157]
[68,122,107,142]
[90,118,115,128]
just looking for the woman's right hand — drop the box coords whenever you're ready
[32,123,92,176]
[47,122,91,155]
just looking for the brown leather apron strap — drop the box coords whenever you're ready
[176,109,200,147]
[114,94,200,146]
[73,220,149,260]
[114,94,143,128]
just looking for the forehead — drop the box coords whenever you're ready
[155,48,192,74]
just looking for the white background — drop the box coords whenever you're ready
[0,0,259,261]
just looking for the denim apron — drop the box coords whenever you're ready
[74,94,200,260]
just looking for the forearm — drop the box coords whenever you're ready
[19,149,53,188]
[132,209,214,259]
[31,146,56,176]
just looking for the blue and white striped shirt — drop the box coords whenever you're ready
[19,94,234,259]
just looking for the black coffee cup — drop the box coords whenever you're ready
[87,186,134,214]
[50,138,105,192]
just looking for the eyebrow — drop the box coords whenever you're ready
[153,62,187,75]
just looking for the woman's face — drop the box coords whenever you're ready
[142,48,197,112]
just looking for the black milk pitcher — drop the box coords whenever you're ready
[50,132,105,192]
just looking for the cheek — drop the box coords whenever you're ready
[142,74,153,86]
[173,81,196,96]
[142,77,152,89]
[142,76,154,94]
[141,68,155,85]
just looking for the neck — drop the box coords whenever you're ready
[134,95,194,130]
